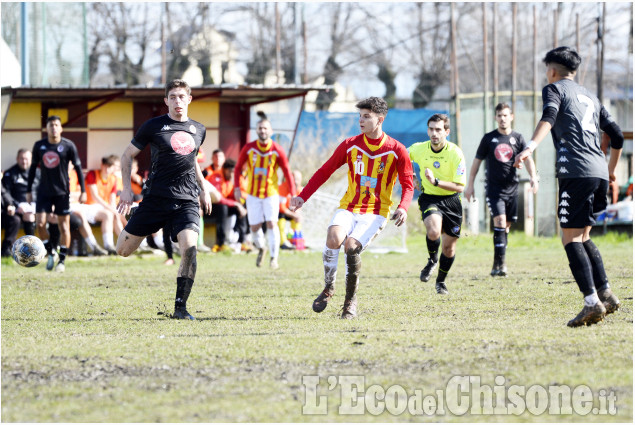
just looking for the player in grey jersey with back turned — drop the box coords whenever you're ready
[515,46,624,328]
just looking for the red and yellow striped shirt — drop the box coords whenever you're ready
[234,139,296,199]
[299,133,414,217]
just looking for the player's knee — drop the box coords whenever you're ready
[116,245,130,257]
[344,244,362,256]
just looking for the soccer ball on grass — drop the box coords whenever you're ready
[12,235,46,267]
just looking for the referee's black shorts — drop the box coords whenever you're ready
[418,192,463,238]
[124,195,200,242]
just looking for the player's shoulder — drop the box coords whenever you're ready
[445,141,465,157]
[60,137,78,148]
[408,140,430,152]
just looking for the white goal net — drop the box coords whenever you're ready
[299,177,408,254]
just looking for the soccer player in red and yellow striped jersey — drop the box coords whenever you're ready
[290,97,414,319]
[233,118,296,270]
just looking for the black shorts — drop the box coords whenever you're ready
[485,193,518,223]
[558,177,608,228]
[418,193,463,238]
[36,193,71,215]
[124,195,200,242]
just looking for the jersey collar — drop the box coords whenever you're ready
[257,138,273,152]
[363,133,387,152]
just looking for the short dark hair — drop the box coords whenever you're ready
[427,113,450,130]
[495,103,512,114]
[46,115,61,124]
[212,149,224,156]
[355,97,388,117]
[543,46,581,74]
[165,79,191,98]
[102,155,119,166]
[222,159,236,170]
[17,148,30,157]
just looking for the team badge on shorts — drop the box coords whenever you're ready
[452,225,461,234]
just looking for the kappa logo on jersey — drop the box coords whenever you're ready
[558,156,569,163]
[494,143,514,162]
[433,161,441,169]
[170,131,196,155]
[559,208,569,215]
[559,167,569,174]
[161,125,171,131]
[189,125,197,134]
[491,137,498,143]
[42,151,61,168]
[561,191,570,198]
[559,200,570,207]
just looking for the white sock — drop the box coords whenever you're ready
[251,228,265,250]
[103,233,115,249]
[267,228,280,260]
[323,246,340,287]
[84,234,98,249]
[584,292,600,307]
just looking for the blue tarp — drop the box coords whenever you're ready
[296,108,448,148]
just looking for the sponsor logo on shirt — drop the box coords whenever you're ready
[170,131,196,155]
[42,151,61,168]
[360,176,378,195]
[494,143,514,162]
[254,167,267,178]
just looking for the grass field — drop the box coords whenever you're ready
[1,231,632,422]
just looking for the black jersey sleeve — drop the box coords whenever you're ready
[131,120,152,151]
[474,135,489,160]
[540,84,561,125]
[599,106,624,150]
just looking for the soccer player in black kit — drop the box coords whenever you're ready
[27,116,87,272]
[465,103,538,276]
[116,79,212,320]
[515,47,624,327]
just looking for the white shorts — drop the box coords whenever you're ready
[17,202,36,214]
[246,195,280,225]
[70,203,105,225]
[329,209,387,249]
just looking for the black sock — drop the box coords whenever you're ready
[48,225,60,252]
[43,239,52,255]
[24,222,36,236]
[564,242,595,297]
[493,227,506,265]
[436,254,455,283]
[175,277,194,309]
[583,239,609,291]
[426,237,440,263]
[59,246,67,263]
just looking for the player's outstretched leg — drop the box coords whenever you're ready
[583,239,620,314]
[341,252,360,319]
[420,236,440,282]
[564,242,606,327]
[313,247,339,313]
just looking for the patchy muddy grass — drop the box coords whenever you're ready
[1,232,632,422]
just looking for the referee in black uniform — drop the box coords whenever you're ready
[515,46,624,327]
[116,79,212,320]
